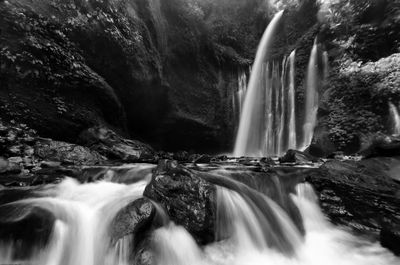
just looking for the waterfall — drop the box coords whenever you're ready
[234,11,284,157]
[1,166,399,265]
[301,38,320,150]
[237,69,248,115]
[288,50,297,150]
[389,102,400,135]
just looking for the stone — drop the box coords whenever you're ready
[111,198,156,243]
[144,160,216,244]
[279,149,319,164]
[34,138,105,166]
[79,127,155,162]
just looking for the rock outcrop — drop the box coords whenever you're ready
[304,158,400,254]
[144,160,216,244]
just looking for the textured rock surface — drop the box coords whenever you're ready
[144,160,216,244]
[79,126,155,162]
[111,198,155,243]
[304,158,400,254]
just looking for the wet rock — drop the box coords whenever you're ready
[111,198,156,243]
[35,138,105,166]
[144,160,216,244]
[40,161,62,168]
[194,154,212,164]
[79,127,155,162]
[0,205,55,259]
[173,151,190,162]
[304,158,400,245]
[380,221,400,256]
[279,149,319,164]
[360,135,400,158]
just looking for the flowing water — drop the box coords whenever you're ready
[389,102,400,135]
[234,10,284,157]
[1,163,398,265]
[301,38,319,150]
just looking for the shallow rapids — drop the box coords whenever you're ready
[0,164,398,265]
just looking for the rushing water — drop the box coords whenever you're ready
[234,11,284,157]
[0,163,398,265]
[301,38,320,150]
[389,102,400,135]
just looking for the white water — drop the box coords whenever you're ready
[288,50,297,150]
[301,38,320,150]
[389,102,400,135]
[234,11,284,157]
[237,69,248,116]
[1,165,398,265]
[152,183,399,265]
[0,164,154,265]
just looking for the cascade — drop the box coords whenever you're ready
[389,102,400,135]
[288,50,297,150]
[234,11,284,157]
[1,166,399,265]
[301,38,320,150]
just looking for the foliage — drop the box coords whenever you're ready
[323,54,400,150]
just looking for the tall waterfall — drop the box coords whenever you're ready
[234,11,284,157]
[301,38,320,150]
[288,50,297,150]
[389,102,400,135]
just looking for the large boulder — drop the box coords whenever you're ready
[79,127,155,162]
[110,198,156,244]
[34,138,105,165]
[304,158,400,254]
[360,134,400,158]
[279,149,320,164]
[144,160,216,244]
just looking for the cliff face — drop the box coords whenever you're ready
[0,0,270,153]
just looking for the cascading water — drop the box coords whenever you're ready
[1,164,399,265]
[237,69,248,115]
[288,50,297,150]
[0,164,155,265]
[389,102,400,135]
[301,38,320,150]
[234,11,284,157]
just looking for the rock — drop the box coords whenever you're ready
[40,161,62,168]
[193,154,212,164]
[34,138,105,166]
[279,149,319,164]
[260,157,276,166]
[304,158,400,244]
[111,198,156,243]
[173,151,190,162]
[360,135,400,158]
[144,160,216,244]
[380,221,400,256]
[79,127,155,162]
[8,157,23,164]
[0,206,55,259]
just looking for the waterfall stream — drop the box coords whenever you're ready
[389,102,400,135]
[1,165,398,265]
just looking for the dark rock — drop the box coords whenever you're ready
[111,198,156,243]
[144,160,216,244]
[0,205,55,259]
[194,154,212,164]
[360,135,400,158]
[304,158,400,245]
[380,221,400,256]
[0,157,9,173]
[260,157,276,166]
[173,151,190,162]
[35,138,105,166]
[279,149,319,164]
[79,127,155,162]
